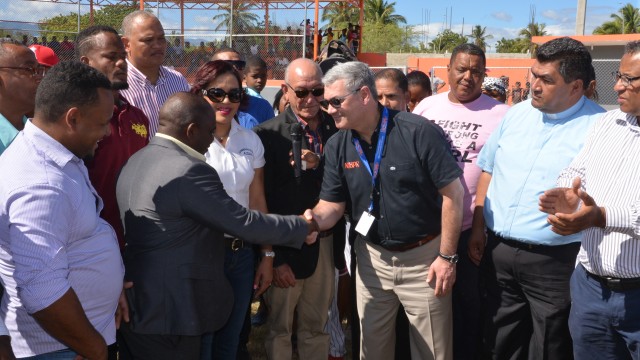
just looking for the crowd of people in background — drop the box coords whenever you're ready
[1,8,640,360]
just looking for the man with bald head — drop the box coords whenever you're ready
[254,58,337,360]
[116,92,318,359]
[0,38,43,154]
[119,10,189,137]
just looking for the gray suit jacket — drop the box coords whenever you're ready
[116,137,308,336]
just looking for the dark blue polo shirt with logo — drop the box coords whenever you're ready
[320,106,462,248]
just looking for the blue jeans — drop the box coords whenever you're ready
[22,349,77,360]
[570,264,640,360]
[201,246,255,360]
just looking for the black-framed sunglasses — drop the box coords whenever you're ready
[224,60,246,71]
[285,83,325,99]
[202,87,244,103]
[320,87,362,110]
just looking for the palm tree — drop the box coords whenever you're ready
[467,25,493,51]
[321,1,359,30]
[593,3,640,34]
[519,21,547,54]
[212,2,260,32]
[364,0,406,25]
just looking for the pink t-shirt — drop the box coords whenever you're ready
[413,92,509,230]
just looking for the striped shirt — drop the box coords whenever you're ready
[557,108,640,278]
[0,121,124,357]
[120,60,189,137]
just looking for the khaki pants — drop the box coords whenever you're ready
[355,236,452,360]
[264,236,335,360]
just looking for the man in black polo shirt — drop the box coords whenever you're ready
[307,61,463,360]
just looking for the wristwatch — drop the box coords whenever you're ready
[262,251,276,258]
[438,252,459,264]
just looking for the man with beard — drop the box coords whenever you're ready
[76,25,150,250]
[120,11,189,137]
[468,37,605,359]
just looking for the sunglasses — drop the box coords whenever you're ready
[320,87,362,110]
[286,83,325,99]
[224,60,246,71]
[202,87,244,103]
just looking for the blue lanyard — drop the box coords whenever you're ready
[352,107,389,213]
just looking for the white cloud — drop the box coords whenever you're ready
[491,12,512,22]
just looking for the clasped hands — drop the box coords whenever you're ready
[538,177,605,235]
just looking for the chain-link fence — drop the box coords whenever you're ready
[0,0,356,80]
[592,59,620,109]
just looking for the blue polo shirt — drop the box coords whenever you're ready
[0,114,27,156]
[477,97,604,245]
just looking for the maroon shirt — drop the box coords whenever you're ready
[86,95,149,250]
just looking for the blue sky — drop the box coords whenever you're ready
[397,0,639,51]
[0,0,637,52]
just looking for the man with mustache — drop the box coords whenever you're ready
[120,11,189,138]
[468,37,604,359]
[76,25,150,251]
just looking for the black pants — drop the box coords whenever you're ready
[118,322,201,360]
[480,232,579,360]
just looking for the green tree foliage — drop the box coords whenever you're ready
[361,22,417,53]
[519,20,547,54]
[593,3,640,34]
[211,2,261,32]
[321,1,359,31]
[429,29,467,53]
[467,25,493,51]
[364,0,406,25]
[495,37,527,53]
[39,2,139,38]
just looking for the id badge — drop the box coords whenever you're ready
[355,211,375,236]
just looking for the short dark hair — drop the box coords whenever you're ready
[450,43,486,68]
[212,47,242,60]
[273,88,285,112]
[245,56,267,72]
[75,25,120,59]
[375,68,408,92]
[35,61,112,122]
[190,60,249,110]
[159,92,212,130]
[625,40,640,55]
[535,37,592,89]
[407,70,431,90]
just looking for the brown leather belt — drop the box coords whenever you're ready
[384,234,439,252]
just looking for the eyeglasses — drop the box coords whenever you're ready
[320,87,362,110]
[202,87,244,103]
[224,60,246,71]
[285,83,325,99]
[0,65,46,78]
[612,71,640,88]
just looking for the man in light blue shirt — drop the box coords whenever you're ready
[0,39,42,155]
[0,62,124,359]
[468,37,604,359]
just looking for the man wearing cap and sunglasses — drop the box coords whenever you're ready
[211,48,274,125]
[254,58,338,360]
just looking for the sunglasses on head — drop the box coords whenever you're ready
[224,60,246,71]
[202,87,244,103]
[320,87,362,110]
[285,83,325,99]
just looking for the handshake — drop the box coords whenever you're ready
[300,209,320,245]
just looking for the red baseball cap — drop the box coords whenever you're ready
[29,45,59,68]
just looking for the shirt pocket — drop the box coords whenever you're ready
[383,162,417,193]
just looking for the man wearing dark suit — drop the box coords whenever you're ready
[116,92,318,359]
[254,58,338,360]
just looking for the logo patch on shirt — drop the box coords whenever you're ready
[239,148,254,157]
[132,123,148,138]
[344,161,360,169]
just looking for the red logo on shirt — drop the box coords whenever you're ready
[344,161,360,169]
